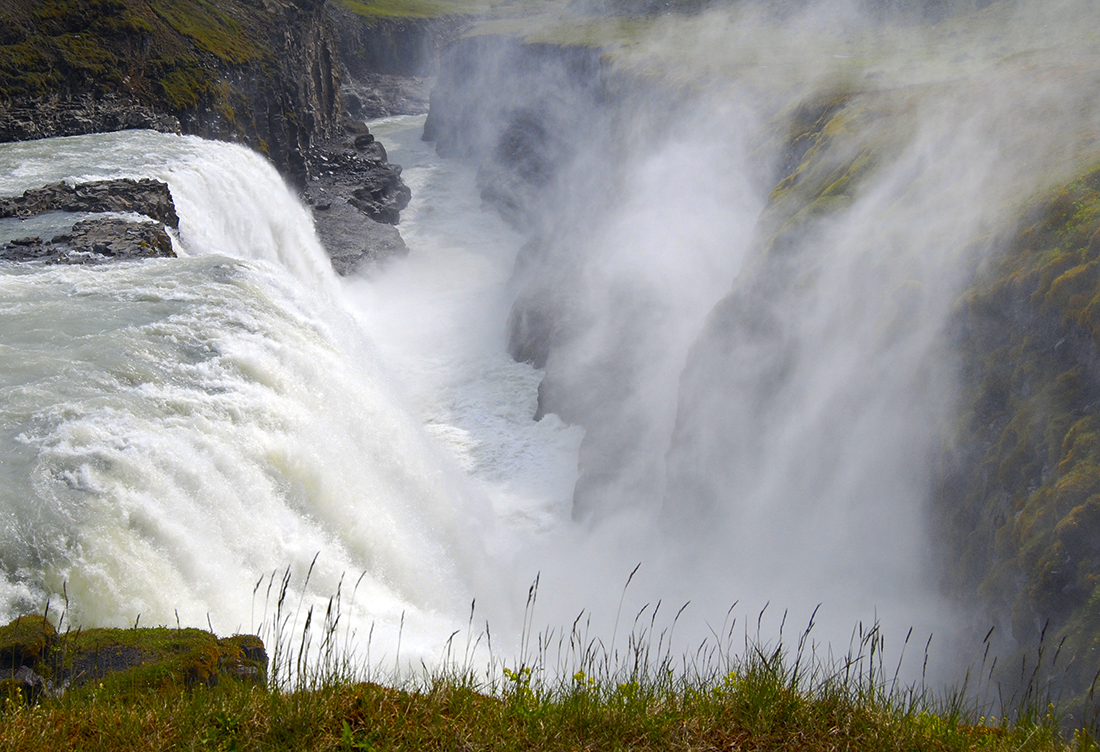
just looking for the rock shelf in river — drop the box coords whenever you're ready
[0,178,179,264]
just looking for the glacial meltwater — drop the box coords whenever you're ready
[0,118,959,683]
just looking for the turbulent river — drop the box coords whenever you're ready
[0,116,958,683]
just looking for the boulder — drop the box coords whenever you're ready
[0,616,268,704]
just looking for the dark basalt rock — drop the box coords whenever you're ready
[0,178,179,265]
[0,95,181,144]
[348,166,411,225]
[305,123,411,226]
[0,179,179,229]
[1,218,175,264]
[314,199,408,276]
[302,119,413,274]
[0,0,342,186]
[342,73,432,120]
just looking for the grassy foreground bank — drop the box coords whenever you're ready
[0,642,1091,751]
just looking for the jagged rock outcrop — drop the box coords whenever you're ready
[0,219,175,264]
[303,119,411,274]
[0,0,342,184]
[0,1,418,273]
[0,179,179,228]
[0,178,179,264]
[0,94,181,142]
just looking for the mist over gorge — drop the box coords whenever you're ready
[3,0,1100,714]
[420,0,1100,702]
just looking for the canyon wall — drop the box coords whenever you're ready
[0,0,342,184]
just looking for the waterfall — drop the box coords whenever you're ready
[0,129,516,662]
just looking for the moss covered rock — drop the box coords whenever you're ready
[0,0,341,183]
[0,616,57,672]
[0,617,267,702]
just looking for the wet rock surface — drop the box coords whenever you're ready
[343,74,432,120]
[1,218,175,264]
[0,178,178,264]
[0,179,180,229]
[303,119,413,275]
[313,199,408,275]
[0,95,181,144]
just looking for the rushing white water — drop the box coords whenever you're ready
[0,128,535,665]
[0,116,979,684]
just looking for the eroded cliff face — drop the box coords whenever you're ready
[0,0,427,273]
[328,5,451,79]
[934,162,1100,711]
[665,64,1100,711]
[0,0,341,184]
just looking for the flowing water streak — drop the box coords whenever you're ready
[0,131,500,659]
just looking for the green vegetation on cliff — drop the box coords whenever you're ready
[334,0,488,20]
[0,0,340,179]
[678,36,1100,711]
[0,615,266,698]
[0,0,264,105]
[941,163,1100,710]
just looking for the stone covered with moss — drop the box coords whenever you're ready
[0,615,267,702]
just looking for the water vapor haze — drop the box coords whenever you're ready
[425,0,1100,686]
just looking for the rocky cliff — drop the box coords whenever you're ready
[0,0,343,184]
[423,34,710,520]
[0,0,433,274]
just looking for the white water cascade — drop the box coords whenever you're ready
[0,115,971,683]
[0,124,592,672]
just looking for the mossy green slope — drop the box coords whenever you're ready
[0,616,267,699]
[0,0,339,180]
[0,0,263,106]
[939,164,1100,708]
[0,648,1077,751]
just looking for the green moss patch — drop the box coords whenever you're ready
[937,160,1100,706]
[334,0,487,20]
[150,0,263,65]
[0,0,273,142]
[0,617,266,701]
[0,616,57,671]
